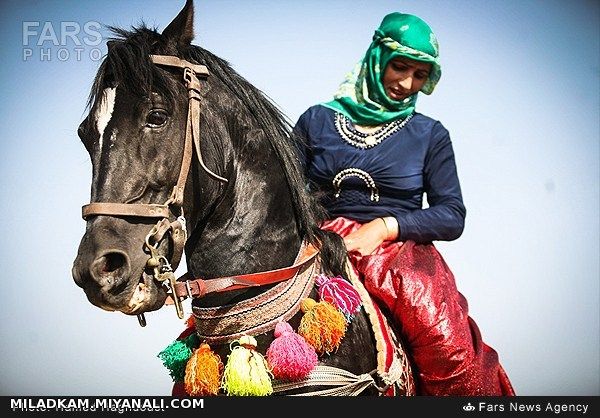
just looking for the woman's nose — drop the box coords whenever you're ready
[399,76,413,90]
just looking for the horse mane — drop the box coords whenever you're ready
[87,24,348,278]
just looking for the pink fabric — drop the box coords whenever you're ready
[322,216,515,396]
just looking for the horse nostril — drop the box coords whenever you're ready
[102,252,126,273]
[90,251,130,288]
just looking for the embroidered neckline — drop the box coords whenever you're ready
[334,112,413,149]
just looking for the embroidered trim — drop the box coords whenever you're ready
[164,258,416,396]
[192,243,318,344]
[333,168,379,202]
[273,365,378,396]
[345,259,416,396]
[334,112,413,149]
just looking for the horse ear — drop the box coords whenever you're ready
[162,0,195,46]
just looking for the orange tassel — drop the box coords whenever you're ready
[297,298,347,355]
[184,343,223,396]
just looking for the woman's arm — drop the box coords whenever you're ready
[394,122,466,243]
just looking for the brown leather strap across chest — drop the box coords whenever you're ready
[170,242,319,302]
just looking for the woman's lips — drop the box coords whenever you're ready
[387,87,406,101]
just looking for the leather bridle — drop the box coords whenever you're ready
[81,54,319,326]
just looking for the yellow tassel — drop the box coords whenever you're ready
[222,335,273,396]
[298,298,347,355]
[184,343,223,396]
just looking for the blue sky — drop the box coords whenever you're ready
[0,0,598,396]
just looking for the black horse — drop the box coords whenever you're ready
[72,0,414,396]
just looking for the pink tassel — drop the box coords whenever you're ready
[266,321,318,381]
[315,274,362,319]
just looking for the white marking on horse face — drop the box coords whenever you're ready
[91,87,117,199]
[95,87,116,149]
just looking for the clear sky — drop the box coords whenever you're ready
[0,0,598,396]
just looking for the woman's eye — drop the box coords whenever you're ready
[146,110,168,127]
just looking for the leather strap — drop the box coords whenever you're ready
[149,54,209,76]
[169,68,198,206]
[82,202,170,219]
[172,242,319,300]
[168,218,187,270]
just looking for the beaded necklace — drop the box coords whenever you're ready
[334,112,413,149]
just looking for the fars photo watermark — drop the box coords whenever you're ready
[22,21,104,62]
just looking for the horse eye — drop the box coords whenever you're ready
[146,110,168,127]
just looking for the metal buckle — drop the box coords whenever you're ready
[183,67,194,84]
[156,257,184,320]
[143,225,185,320]
[185,280,193,298]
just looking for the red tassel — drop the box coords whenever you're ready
[185,314,196,329]
[266,321,318,381]
[315,274,362,319]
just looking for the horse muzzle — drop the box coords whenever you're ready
[72,217,169,314]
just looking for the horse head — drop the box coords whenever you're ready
[72,0,220,316]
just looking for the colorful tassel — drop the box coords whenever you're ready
[184,343,223,396]
[298,298,347,355]
[222,335,273,396]
[315,274,362,320]
[158,333,199,382]
[185,314,196,329]
[266,321,318,381]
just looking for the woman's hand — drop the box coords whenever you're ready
[343,218,389,256]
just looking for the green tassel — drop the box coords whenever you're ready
[158,333,199,382]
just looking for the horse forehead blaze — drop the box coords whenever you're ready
[95,87,117,147]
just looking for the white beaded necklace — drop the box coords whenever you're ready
[334,112,413,149]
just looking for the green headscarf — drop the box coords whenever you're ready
[323,12,441,125]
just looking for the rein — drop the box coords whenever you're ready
[80,54,320,326]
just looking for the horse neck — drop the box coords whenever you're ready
[184,108,302,305]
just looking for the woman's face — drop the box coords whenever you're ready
[382,57,431,101]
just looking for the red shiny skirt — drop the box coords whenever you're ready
[322,217,515,396]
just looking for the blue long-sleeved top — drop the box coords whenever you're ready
[293,105,466,243]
